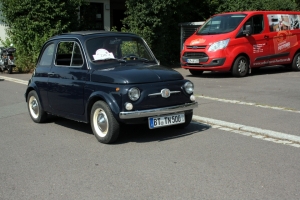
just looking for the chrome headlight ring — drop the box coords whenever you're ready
[128,87,140,101]
[184,81,194,94]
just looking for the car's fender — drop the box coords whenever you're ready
[85,91,121,122]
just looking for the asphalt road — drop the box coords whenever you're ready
[0,67,299,200]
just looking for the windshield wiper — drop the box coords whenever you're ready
[93,58,126,63]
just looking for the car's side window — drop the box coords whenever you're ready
[71,43,84,66]
[39,43,55,66]
[244,15,264,35]
[55,41,83,67]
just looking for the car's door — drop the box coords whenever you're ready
[47,40,89,115]
[33,42,56,111]
[244,14,270,67]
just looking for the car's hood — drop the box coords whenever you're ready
[185,33,232,46]
[91,64,183,84]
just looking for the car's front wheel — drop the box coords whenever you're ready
[27,90,47,123]
[90,101,120,144]
[231,56,249,77]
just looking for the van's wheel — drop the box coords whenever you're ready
[189,69,203,76]
[91,101,120,144]
[174,111,193,129]
[232,56,249,77]
[27,90,47,123]
[291,52,300,71]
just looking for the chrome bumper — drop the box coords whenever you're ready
[119,102,198,119]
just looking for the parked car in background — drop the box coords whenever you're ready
[181,11,300,77]
[25,31,198,144]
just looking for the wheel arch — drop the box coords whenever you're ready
[230,53,250,72]
[25,81,48,112]
[291,48,300,60]
[86,92,121,123]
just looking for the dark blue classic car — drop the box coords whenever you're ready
[25,31,198,144]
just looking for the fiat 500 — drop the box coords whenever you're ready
[25,31,198,144]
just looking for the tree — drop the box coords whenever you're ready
[0,0,86,72]
[216,0,298,13]
[121,0,214,66]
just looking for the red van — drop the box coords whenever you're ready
[180,11,300,77]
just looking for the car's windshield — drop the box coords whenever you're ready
[86,36,156,64]
[197,14,247,35]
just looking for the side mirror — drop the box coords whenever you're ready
[243,24,252,36]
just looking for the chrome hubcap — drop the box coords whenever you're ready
[29,96,39,119]
[93,108,109,137]
[31,100,38,114]
[97,113,108,132]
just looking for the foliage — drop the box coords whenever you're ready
[0,0,86,72]
[121,0,214,66]
[216,0,299,13]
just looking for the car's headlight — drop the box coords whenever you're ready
[128,87,140,101]
[184,81,194,94]
[182,43,185,51]
[208,39,230,52]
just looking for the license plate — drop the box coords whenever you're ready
[148,113,185,129]
[187,59,199,63]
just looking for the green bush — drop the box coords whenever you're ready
[0,0,86,72]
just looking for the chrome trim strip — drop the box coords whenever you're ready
[148,91,181,96]
[119,102,198,119]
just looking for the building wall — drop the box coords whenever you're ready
[0,25,6,43]
[0,10,7,43]
[90,0,111,30]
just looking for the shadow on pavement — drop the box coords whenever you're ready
[186,65,293,79]
[48,116,210,144]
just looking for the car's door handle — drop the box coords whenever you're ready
[48,72,55,76]
[264,35,269,39]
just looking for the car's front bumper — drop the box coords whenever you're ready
[119,102,198,119]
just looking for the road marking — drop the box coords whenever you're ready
[0,76,28,85]
[193,115,300,148]
[196,95,300,114]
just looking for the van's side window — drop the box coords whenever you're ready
[244,15,264,34]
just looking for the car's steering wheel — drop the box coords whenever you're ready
[122,54,139,60]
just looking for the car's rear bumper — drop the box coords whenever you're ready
[119,102,198,119]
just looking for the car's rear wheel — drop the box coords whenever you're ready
[189,69,203,76]
[91,101,120,144]
[292,52,300,71]
[232,56,249,77]
[27,90,47,123]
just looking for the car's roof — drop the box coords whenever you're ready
[50,30,138,40]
